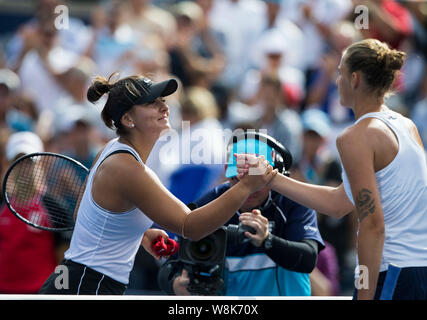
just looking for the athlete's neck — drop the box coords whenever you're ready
[352,94,385,120]
[118,134,157,163]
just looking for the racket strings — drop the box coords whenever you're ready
[5,154,87,230]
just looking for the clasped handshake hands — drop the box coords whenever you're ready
[234,153,278,189]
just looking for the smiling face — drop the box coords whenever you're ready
[123,98,171,138]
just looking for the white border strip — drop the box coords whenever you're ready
[0,294,352,300]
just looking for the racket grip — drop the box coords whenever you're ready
[152,235,180,256]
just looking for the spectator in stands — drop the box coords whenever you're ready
[168,1,225,89]
[353,0,413,49]
[239,29,305,108]
[168,86,225,203]
[0,68,21,132]
[123,0,177,46]
[54,110,98,170]
[250,0,305,72]
[85,2,140,78]
[304,21,361,124]
[310,241,340,296]
[208,0,265,88]
[252,75,303,165]
[295,109,332,185]
[0,132,70,294]
[411,74,427,148]
[6,0,91,71]
[283,0,353,74]
[16,19,80,113]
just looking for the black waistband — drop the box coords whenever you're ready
[63,259,127,287]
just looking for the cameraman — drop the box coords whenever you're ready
[158,133,325,296]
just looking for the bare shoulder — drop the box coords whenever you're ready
[99,152,149,181]
[93,152,165,207]
[102,152,144,168]
[336,120,375,150]
[340,117,394,143]
[336,119,388,167]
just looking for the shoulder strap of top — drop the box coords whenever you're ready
[355,110,406,137]
[89,139,143,177]
[355,109,401,125]
[97,149,139,167]
[355,111,382,124]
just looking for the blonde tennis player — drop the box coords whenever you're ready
[237,39,427,300]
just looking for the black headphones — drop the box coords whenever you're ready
[228,131,293,177]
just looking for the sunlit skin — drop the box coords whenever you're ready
[118,98,171,164]
[335,53,384,117]
[235,44,423,300]
[88,87,277,251]
[171,175,272,296]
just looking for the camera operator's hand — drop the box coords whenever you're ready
[239,209,269,247]
[173,269,191,295]
[235,154,278,192]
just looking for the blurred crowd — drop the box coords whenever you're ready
[0,0,426,296]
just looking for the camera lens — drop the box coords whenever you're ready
[189,237,216,261]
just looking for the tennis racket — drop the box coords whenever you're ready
[2,152,89,232]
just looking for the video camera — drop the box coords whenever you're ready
[178,221,272,295]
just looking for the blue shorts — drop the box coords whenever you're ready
[353,266,427,300]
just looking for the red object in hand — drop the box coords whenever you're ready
[152,236,179,257]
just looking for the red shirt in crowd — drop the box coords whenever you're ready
[370,0,414,49]
[0,201,57,293]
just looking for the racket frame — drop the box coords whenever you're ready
[2,152,89,232]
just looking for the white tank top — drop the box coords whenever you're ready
[65,138,153,284]
[342,110,427,272]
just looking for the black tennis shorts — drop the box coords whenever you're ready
[39,259,127,295]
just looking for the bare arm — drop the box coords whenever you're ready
[269,175,354,218]
[364,0,405,43]
[235,154,354,218]
[118,156,276,241]
[337,126,385,300]
[310,268,333,296]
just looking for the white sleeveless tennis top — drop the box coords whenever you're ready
[341,110,427,272]
[65,138,153,284]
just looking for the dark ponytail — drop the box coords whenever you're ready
[86,72,143,134]
[87,75,112,103]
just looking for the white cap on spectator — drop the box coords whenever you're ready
[226,101,263,126]
[6,131,44,161]
[301,109,331,138]
[172,1,203,23]
[0,68,20,91]
[259,29,288,56]
[55,105,95,133]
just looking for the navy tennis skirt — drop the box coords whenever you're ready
[353,266,427,300]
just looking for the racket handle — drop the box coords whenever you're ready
[152,235,180,256]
